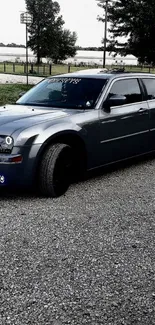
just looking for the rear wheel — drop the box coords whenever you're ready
[39,143,73,197]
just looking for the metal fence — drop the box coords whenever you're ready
[0,62,73,76]
[0,62,155,76]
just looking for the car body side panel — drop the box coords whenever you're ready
[146,99,155,150]
[99,101,150,164]
[140,77,155,151]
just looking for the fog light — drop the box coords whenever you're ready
[0,175,5,183]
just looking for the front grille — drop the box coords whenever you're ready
[0,148,12,154]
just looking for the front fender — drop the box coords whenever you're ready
[13,119,86,147]
[27,127,87,179]
[33,122,85,145]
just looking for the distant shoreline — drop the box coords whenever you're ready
[0,45,103,51]
[0,47,138,65]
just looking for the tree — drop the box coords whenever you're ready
[50,30,77,63]
[25,0,77,64]
[26,0,63,64]
[96,0,155,64]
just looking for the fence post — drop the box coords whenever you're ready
[68,64,71,73]
[49,64,52,75]
[24,64,26,74]
[4,63,6,73]
[31,63,33,74]
[13,63,15,73]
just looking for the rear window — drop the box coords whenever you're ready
[142,78,155,100]
[108,79,142,104]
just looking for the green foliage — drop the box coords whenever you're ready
[50,30,77,63]
[26,0,77,64]
[96,0,155,64]
[0,84,32,106]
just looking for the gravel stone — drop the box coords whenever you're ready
[1,158,155,324]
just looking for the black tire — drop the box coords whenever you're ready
[39,143,73,197]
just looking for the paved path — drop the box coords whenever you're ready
[0,73,44,85]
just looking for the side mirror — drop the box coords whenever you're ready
[103,95,127,111]
[107,94,127,108]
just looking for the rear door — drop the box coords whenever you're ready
[99,77,150,165]
[141,77,155,151]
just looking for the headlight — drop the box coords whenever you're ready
[0,136,14,153]
[5,136,13,146]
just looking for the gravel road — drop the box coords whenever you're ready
[1,158,155,325]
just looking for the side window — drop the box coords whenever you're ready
[142,78,155,100]
[108,79,143,105]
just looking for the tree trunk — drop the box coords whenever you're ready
[37,25,41,65]
[37,54,41,65]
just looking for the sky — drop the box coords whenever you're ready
[0,0,104,47]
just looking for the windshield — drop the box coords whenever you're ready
[16,77,107,109]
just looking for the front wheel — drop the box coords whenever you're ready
[39,143,73,197]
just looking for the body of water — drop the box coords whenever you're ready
[0,47,138,66]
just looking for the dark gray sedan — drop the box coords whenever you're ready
[0,70,155,197]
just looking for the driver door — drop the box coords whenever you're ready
[99,78,150,165]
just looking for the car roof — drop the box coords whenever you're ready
[48,69,155,80]
[49,71,111,79]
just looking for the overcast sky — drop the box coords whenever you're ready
[0,0,104,46]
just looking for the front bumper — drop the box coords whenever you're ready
[0,154,23,165]
[0,154,25,187]
[0,144,41,188]
[0,150,37,188]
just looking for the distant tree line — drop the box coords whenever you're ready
[76,46,105,51]
[0,43,25,48]
[0,43,106,52]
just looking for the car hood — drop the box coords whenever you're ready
[0,104,80,134]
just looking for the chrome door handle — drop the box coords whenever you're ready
[138,107,147,112]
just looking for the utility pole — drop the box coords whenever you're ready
[103,0,108,68]
[26,22,28,85]
[20,12,33,85]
